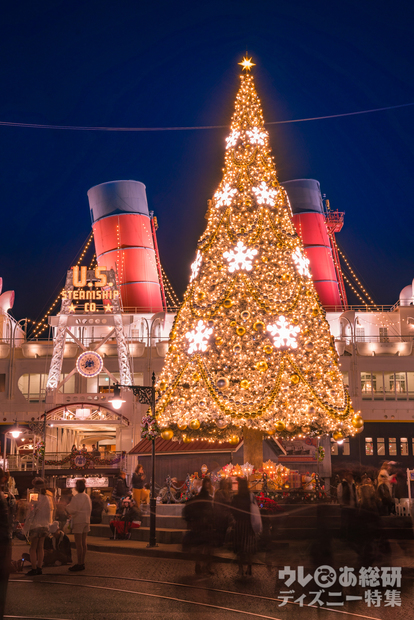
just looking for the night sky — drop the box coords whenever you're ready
[1,1,414,324]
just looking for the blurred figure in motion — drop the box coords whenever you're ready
[376,467,393,516]
[0,469,12,620]
[183,477,215,575]
[337,471,357,541]
[214,478,233,547]
[354,475,380,564]
[231,478,260,577]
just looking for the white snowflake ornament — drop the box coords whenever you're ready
[246,127,267,145]
[267,316,300,349]
[292,248,311,277]
[190,251,202,282]
[186,320,213,354]
[223,241,258,273]
[226,130,240,149]
[252,181,279,206]
[214,183,237,208]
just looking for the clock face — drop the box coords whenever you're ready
[76,351,104,378]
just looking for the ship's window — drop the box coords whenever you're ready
[384,373,395,399]
[355,327,365,341]
[361,373,372,399]
[17,374,48,402]
[401,438,409,456]
[379,327,389,342]
[389,438,397,456]
[377,438,385,456]
[407,372,414,399]
[87,372,144,393]
[391,372,406,398]
[365,438,374,456]
[372,372,383,399]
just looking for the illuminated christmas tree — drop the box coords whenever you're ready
[156,58,362,444]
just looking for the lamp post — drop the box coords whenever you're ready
[110,372,158,548]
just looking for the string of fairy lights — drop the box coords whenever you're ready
[29,232,95,338]
[161,265,180,309]
[332,237,377,308]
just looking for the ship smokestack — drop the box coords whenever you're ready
[88,180,164,312]
[283,179,343,308]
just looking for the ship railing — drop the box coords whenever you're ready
[5,451,127,472]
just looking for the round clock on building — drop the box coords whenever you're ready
[76,351,104,378]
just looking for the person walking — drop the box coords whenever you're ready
[66,479,92,572]
[24,477,51,576]
[131,464,146,518]
[214,478,233,547]
[231,478,259,577]
[183,477,215,575]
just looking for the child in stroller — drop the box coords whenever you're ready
[109,494,141,540]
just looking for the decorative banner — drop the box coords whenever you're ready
[66,477,109,488]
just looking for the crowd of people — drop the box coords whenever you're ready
[334,461,410,563]
[183,477,263,577]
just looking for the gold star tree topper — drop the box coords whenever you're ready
[238,56,255,72]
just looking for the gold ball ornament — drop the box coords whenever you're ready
[312,308,319,317]
[233,344,242,354]
[223,298,233,308]
[216,419,228,429]
[263,344,273,355]
[286,423,295,433]
[255,360,268,373]
[354,425,364,434]
[275,421,286,432]
[236,326,246,336]
[304,342,314,351]
[182,435,191,444]
[333,430,344,441]
[352,415,364,429]
[240,379,250,389]
[253,320,265,332]
[158,381,167,391]
[192,373,201,382]
[189,419,200,430]
[302,426,311,434]
[215,337,223,346]
[197,291,206,301]
[266,428,276,435]
[230,320,237,327]
[261,256,268,263]
[177,398,186,406]
[228,435,239,445]
[216,377,229,390]
[177,421,187,431]
[161,428,174,441]
[240,310,250,321]
[290,374,300,385]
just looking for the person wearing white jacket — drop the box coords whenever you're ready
[66,479,92,572]
[25,477,51,576]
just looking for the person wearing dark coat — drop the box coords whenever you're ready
[214,478,233,547]
[183,478,215,574]
[112,471,129,513]
[90,493,105,524]
[43,521,72,566]
[231,478,258,577]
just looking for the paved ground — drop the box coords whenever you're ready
[4,538,414,620]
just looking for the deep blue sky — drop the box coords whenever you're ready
[1,1,414,322]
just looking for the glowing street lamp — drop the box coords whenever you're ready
[109,385,125,410]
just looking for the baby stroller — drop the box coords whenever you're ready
[110,495,141,540]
